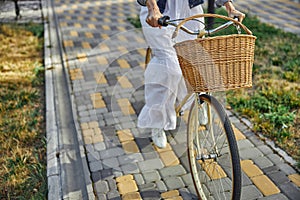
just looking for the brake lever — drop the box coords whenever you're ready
[158,16,170,27]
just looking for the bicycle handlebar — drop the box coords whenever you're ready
[158,14,252,37]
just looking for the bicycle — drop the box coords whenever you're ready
[145,14,256,200]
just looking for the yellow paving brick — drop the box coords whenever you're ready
[88,121,99,128]
[117,76,133,88]
[85,32,94,38]
[154,143,172,153]
[118,35,127,42]
[60,22,67,27]
[65,16,71,20]
[200,160,227,180]
[116,174,134,183]
[80,123,89,130]
[82,42,91,49]
[99,43,110,51]
[82,129,94,137]
[90,17,97,22]
[166,197,183,200]
[122,192,142,200]
[288,174,300,187]
[93,135,104,143]
[88,24,96,29]
[117,129,134,142]
[63,40,74,47]
[137,49,146,57]
[83,136,92,144]
[91,93,106,109]
[70,30,78,37]
[159,151,180,167]
[77,16,84,21]
[94,72,107,84]
[251,175,280,196]
[122,140,140,153]
[136,37,145,44]
[77,53,87,62]
[117,180,138,195]
[241,160,263,178]
[118,26,126,32]
[69,68,84,80]
[74,23,81,28]
[118,59,130,69]
[233,126,246,141]
[96,56,108,65]
[102,25,110,31]
[104,18,111,23]
[118,46,128,54]
[161,190,180,199]
[117,98,135,115]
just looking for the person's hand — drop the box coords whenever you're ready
[224,1,245,22]
[146,0,163,27]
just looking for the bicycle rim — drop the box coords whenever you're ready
[187,94,241,200]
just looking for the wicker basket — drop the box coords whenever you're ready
[174,14,256,92]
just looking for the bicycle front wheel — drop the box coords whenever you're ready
[187,93,241,200]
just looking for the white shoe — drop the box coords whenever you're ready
[199,103,208,125]
[151,128,167,149]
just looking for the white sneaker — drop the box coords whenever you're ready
[198,103,208,125]
[151,128,167,149]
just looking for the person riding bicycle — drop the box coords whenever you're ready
[137,0,245,148]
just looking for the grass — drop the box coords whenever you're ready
[0,23,47,199]
[128,9,300,166]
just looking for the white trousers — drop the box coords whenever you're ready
[137,0,204,130]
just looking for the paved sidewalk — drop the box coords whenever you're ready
[45,0,300,199]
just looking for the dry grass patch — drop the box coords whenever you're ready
[0,24,46,199]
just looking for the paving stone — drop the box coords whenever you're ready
[138,183,157,192]
[237,139,255,150]
[159,151,180,167]
[262,165,280,175]
[122,192,142,200]
[159,165,187,178]
[116,174,134,183]
[277,163,297,175]
[241,185,263,200]
[106,190,121,200]
[142,170,161,183]
[118,153,143,165]
[288,174,300,187]
[257,193,289,200]
[268,171,290,185]
[239,147,263,160]
[138,158,164,172]
[97,194,107,200]
[251,175,280,196]
[117,179,138,195]
[101,168,115,180]
[164,176,185,190]
[90,160,103,172]
[87,151,101,162]
[134,173,145,185]
[279,181,300,200]
[161,190,180,199]
[95,180,109,194]
[179,188,197,200]
[122,140,140,153]
[241,160,263,178]
[155,180,167,192]
[100,147,125,159]
[267,153,285,165]
[91,171,101,182]
[140,190,161,200]
[142,151,160,160]
[247,135,265,146]
[102,157,119,169]
[107,178,117,191]
[181,173,193,186]
[121,162,140,174]
[253,156,274,169]
[257,145,274,155]
[242,171,253,186]
[94,142,106,151]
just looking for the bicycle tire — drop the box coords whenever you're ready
[187,93,241,200]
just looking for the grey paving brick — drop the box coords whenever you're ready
[91,171,101,182]
[94,180,109,194]
[138,158,164,172]
[142,170,161,183]
[179,188,198,200]
[138,183,157,192]
[120,162,140,174]
[258,193,289,200]
[140,190,161,200]
[106,190,121,200]
[107,179,117,191]
[142,151,159,160]
[257,145,274,155]
[100,147,125,159]
[97,194,107,200]
[172,143,188,158]
[181,173,194,186]
[89,160,103,172]
[267,153,285,165]
[247,135,265,146]
[101,169,114,180]
[277,163,297,175]
[262,165,280,175]
[155,180,167,192]
[279,182,300,200]
[242,171,253,186]
[241,185,263,200]
[237,139,255,150]
[94,142,106,151]
[102,157,119,169]
[253,156,274,169]
[87,151,101,162]
[104,136,121,148]
[243,130,255,137]
[159,165,186,178]
[134,173,145,185]
[164,176,185,190]
[118,153,143,165]
[268,171,290,185]
[233,121,248,132]
[239,147,263,160]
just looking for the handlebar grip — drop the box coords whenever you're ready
[158,16,170,26]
